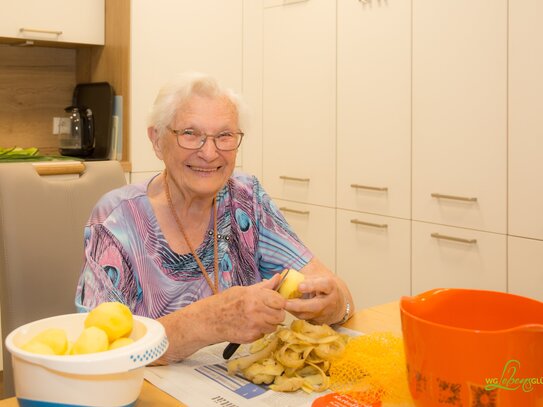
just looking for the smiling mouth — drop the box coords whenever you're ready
[187,165,220,173]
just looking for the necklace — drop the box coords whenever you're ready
[163,169,219,295]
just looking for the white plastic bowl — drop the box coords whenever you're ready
[5,313,168,407]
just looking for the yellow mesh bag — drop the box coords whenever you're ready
[329,332,412,406]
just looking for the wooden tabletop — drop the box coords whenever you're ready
[0,301,401,406]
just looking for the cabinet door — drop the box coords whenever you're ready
[336,209,411,310]
[130,0,243,173]
[508,236,543,302]
[274,199,335,272]
[262,0,336,207]
[337,0,411,220]
[508,0,543,240]
[412,221,506,294]
[0,0,104,45]
[412,0,507,234]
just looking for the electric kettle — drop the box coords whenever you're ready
[58,106,95,157]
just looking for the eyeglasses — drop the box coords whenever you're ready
[167,127,244,151]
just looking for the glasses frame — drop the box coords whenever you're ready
[167,126,244,151]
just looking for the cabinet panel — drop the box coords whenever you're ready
[412,0,507,233]
[412,221,506,294]
[274,199,335,272]
[262,0,336,207]
[0,0,104,45]
[508,0,543,240]
[130,0,243,173]
[508,236,543,302]
[337,0,411,219]
[336,209,411,310]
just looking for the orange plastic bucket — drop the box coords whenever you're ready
[400,288,543,407]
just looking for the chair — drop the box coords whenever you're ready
[0,161,127,398]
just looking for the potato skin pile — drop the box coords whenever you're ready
[227,320,349,393]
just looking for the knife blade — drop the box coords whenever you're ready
[222,269,291,360]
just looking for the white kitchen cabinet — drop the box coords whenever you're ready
[261,0,336,207]
[412,0,507,234]
[130,0,243,174]
[0,0,104,45]
[274,199,335,273]
[336,209,411,310]
[508,236,543,302]
[508,0,543,240]
[337,0,411,220]
[412,221,506,295]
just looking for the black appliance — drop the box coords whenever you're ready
[59,106,95,157]
[60,82,114,159]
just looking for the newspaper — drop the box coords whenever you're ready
[144,328,366,407]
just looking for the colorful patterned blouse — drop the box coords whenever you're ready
[75,171,312,318]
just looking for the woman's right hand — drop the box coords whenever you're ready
[156,273,287,363]
[211,273,287,344]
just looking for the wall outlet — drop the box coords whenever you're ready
[52,117,71,135]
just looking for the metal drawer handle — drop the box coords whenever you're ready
[20,27,63,36]
[431,232,477,244]
[351,183,388,192]
[280,175,310,182]
[280,207,310,215]
[350,219,388,229]
[431,193,477,202]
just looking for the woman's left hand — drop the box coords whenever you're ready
[283,258,354,325]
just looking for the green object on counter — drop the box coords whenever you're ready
[0,147,84,162]
[0,146,39,159]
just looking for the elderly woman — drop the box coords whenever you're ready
[75,72,354,363]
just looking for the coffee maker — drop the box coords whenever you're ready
[59,106,95,157]
[59,82,114,159]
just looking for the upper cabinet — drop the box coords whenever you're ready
[261,0,336,207]
[130,0,243,174]
[508,0,543,240]
[411,0,507,234]
[0,0,104,46]
[337,0,411,220]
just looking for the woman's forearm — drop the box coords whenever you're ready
[155,298,219,363]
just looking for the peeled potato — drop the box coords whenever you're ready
[109,337,134,350]
[64,341,74,355]
[25,328,68,355]
[72,326,109,355]
[278,269,305,299]
[84,302,133,342]
[21,340,56,355]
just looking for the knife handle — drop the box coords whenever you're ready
[223,342,241,359]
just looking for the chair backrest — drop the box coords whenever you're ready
[0,161,127,397]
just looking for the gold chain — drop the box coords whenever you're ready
[163,169,219,295]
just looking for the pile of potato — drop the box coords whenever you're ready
[20,302,135,355]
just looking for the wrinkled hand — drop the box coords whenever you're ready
[213,273,287,344]
[284,272,345,325]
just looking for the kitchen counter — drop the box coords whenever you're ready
[0,301,404,406]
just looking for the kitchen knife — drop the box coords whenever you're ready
[222,269,291,360]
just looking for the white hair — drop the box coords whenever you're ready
[147,72,248,137]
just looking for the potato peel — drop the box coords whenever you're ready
[227,320,349,393]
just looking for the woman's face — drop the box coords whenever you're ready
[151,94,240,200]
